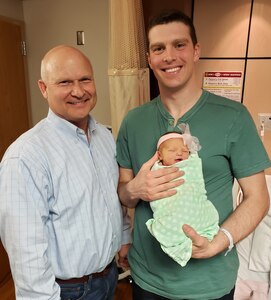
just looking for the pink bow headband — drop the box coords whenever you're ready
[157,133,185,149]
[157,128,202,154]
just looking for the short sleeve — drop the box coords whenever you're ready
[116,116,133,169]
[228,106,271,178]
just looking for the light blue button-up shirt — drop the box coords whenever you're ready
[0,110,130,299]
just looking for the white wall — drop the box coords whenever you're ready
[22,0,111,126]
[0,0,24,20]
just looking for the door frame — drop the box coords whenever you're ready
[0,14,32,126]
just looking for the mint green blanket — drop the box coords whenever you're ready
[146,153,219,266]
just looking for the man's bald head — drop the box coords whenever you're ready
[40,45,93,83]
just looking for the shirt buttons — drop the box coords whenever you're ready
[168,119,174,126]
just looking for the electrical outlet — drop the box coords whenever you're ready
[258,113,271,131]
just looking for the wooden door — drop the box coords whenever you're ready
[0,16,31,160]
[0,16,30,299]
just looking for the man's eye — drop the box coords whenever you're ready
[176,43,185,49]
[154,47,162,52]
[58,81,71,86]
[152,47,164,54]
[80,78,92,84]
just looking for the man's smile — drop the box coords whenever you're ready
[67,99,89,105]
[163,66,182,73]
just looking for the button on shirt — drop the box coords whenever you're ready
[0,110,130,299]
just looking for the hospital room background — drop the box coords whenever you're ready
[0,0,271,299]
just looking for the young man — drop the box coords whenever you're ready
[116,10,271,300]
[0,45,130,300]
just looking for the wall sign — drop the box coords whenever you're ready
[203,71,242,102]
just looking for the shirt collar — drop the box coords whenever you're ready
[156,90,207,124]
[46,109,97,137]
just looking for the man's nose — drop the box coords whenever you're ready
[162,48,177,63]
[71,81,85,97]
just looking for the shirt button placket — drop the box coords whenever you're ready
[168,119,174,130]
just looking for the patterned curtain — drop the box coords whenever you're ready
[108,0,150,136]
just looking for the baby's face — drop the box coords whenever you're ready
[158,138,190,166]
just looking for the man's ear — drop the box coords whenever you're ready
[147,52,153,70]
[193,43,201,63]
[38,79,48,99]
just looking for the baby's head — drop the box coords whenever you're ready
[157,132,190,166]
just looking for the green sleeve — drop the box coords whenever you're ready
[228,105,271,178]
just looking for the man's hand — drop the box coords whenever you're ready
[117,244,130,268]
[130,152,184,202]
[182,224,216,259]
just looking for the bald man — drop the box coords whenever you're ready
[0,45,130,300]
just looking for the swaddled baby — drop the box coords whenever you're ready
[146,125,219,266]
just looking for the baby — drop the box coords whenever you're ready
[146,125,219,266]
[156,132,190,166]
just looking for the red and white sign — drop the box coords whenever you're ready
[203,71,242,102]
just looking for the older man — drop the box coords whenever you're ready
[0,45,130,300]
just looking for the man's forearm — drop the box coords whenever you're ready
[222,172,270,247]
[118,181,140,208]
[186,172,270,259]
[208,195,269,257]
[220,192,269,246]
